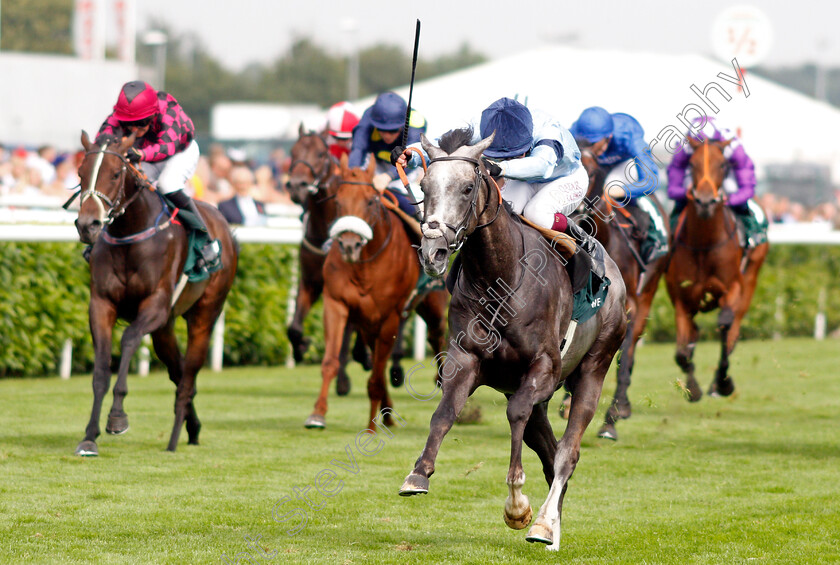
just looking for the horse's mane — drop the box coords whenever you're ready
[438,126,474,154]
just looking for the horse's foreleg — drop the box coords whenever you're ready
[109,293,172,436]
[288,276,321,363]
[76,297,117,456]
[306,297,348,429]
[711,281,743,397]
[335,323,354,396]
[528,351,610,550]
[400,354,478,496]
[674,300,701,402]
[388,317,408,388]
[370,315,400,425]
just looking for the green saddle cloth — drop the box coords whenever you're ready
[571,272,611,324]
[183,229,222,282]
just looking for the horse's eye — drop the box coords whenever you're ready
[113,171,121,180]
[464,184,474,194]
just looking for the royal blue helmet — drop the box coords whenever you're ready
[480,97,533,159]
[571,106,615,143]
[370,92,407,131]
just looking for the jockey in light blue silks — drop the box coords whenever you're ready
[570,106,669,264]
[394,97,600,257]
[667,117,768,249]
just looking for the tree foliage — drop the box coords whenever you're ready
[0,0,73,54]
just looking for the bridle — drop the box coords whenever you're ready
[423,155,502,253]
[687,139,730,205]
[287,133,332,197]
[333,179,394,263]
[66,141,150,225]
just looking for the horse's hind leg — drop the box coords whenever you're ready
[287,275,321,364]
[416,290,448,385]
[335,323,354,397]
[151,319,203,441]
[528,351,611,550]
[388,316,408,388]
[598,310,636,440]
[674,301,702,402]
[76,298,117,456]
[369,315,401,426]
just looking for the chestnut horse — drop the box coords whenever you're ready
[74,132,237,455]
[304,154,447,429]
[399,130,627,550]
[665,137,768,400]
[576,149,669,440]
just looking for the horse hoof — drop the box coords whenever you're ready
[709,376,735,397]
[683,380,703,402]
[304,414,326,429]
[504,505,533,530]
[597,424,618,441]
[525,520,553,545]
[75,440,98,457]
[336,371,351,397]
[106,415,129,435]
[390,365,405,388]
[399,473,429,496]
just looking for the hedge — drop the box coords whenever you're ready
[0,242,838,377]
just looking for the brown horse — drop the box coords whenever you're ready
[304,154,447,429]
[399,129,627,550]
[74,131,237,455]
[284,127,358,395]
[575,149,669,440]
[665,137,768,400]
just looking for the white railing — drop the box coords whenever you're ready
[2,203,837,377]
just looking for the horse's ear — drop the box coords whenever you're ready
[687,135,702,150]
[118,132,137,153]
[420,133,445,159]
[81,130,92,151]
[472,131,496,157]
[366,153,376,177]
[339,152,349,173]
[718,138,734,149]
[299,122,306,137]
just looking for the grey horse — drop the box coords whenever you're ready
[398,128,627,550]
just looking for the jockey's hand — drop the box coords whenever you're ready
[606,184,627,201]
[126,147,143,163]
[372,173,391,192]
[390,146,407,167]
[482,158,502,178]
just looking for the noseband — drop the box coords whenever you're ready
[424,156,501,252]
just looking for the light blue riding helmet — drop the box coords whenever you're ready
[571,106,615,143]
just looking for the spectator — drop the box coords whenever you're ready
[218,165,267,226]
[255,164,291,205]
[205,147,233,204]
[28,145,57,185]
[42,153,81,197]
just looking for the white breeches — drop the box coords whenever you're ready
[502,166,589,229]
[140,140,200,195]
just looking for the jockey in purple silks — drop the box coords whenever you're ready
[667,117,768,248]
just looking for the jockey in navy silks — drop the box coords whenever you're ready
[570,106,669,264]
[348,91,427,219]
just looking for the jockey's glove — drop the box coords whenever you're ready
[390,146,407,166]
[127,147,143,163]
[482,158,502,178]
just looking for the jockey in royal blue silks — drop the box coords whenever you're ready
[570,106,669,264]
[348,91,427,219]
[667,117,768,249]
[393,97,601,258]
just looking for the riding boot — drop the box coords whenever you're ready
[167,189,221,269]
[564,216,606,279]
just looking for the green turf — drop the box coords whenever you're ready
[1,338,838,564]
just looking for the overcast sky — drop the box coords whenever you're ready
[132,1,840,71]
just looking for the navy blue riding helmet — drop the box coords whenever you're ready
[370,92,407,131]
[479,97,534,158]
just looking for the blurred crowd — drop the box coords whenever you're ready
[2,139,840,229]
[0,141,296,226]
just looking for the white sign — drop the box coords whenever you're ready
[710,5,774,68]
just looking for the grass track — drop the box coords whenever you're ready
[1,338,838,564]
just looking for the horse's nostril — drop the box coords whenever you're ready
[427,220,440,230]
[91,219,102,228]
[433,249,448,264]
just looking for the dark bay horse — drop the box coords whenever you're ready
[74,131,237,455]
[399,130,626,550]
[305,154,447,429]
[576,149,669,440]
[665,137,768,401]
[284,127,357,394]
